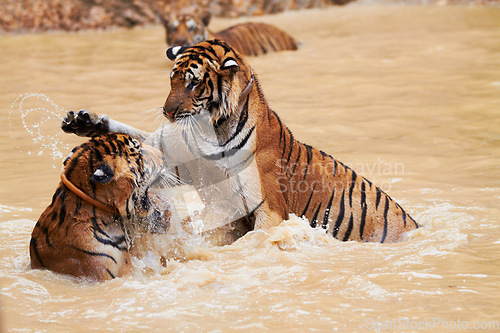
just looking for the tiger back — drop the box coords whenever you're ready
[163,40,419,243]
[29,133,171,281]
[160,12,298,56]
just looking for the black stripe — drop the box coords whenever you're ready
[360,202,367,240]
[30,238,46,268]
[93,147,103,162]
[300,184,316,217]
[376,188,382,210]
[106,269,116,279]
[322,189,335,229]
[280,128,288,162]
[88,150,96,196]
[91,215,111,239]
[273,111,284,143]
[94,232,128,251]
[302,145,313,181]
[50,187,63,206]
[400,204,407,228]
[217,75,223,97]
[285,129,295,165]
[248,199,266,216]
[42,226,54,248]
[332,189,345,238]
[204,126,255,160]
[58,195,67,227]
[114,138,125,157]
[310,203,322,228]
[102,141,111,155]
[291,145,302,176]
[349,170,357,207]
[342,213,354,241]
[65,144,88,177]
[231,149,255,173]
[412,216,419,228]
[70,246,117,264]
[219,95,249,147]
[381,196,389,243]
[359,181,367,240]
[207,75,214,93]
[108,140,118,154]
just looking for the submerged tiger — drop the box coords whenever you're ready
[29,133,172,281]
[62,40,419,243]
[160,12,298,56]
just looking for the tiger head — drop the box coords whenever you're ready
[30,133,173,280]
[62,133,171,233]
[163,40,255,125]
[160,12,212,47]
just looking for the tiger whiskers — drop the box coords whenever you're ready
[135,106,163,124]
[152,113,166,131]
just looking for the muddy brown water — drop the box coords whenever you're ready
[0,5,499,332]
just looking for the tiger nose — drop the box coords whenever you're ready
[173,39,188,46]
[162,105,177,119]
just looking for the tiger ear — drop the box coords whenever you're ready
[157,13,169,27]
[200,12,211,27]
[91,163,114,183]
[166,46,188,61]
[220,57,239,74]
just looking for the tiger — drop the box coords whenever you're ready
[160,12,298,56]
[29,133,173,281]
[61,39,419,243]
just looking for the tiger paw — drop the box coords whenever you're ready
[61,109,110,137]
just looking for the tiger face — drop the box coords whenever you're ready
[161,12,212,47]
[163,40,253,125]
[62,133,169,229]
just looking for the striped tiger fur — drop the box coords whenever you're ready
[61,40,419,243]
[29,133,171,281]
[160,12,298,56]
[161,40,419,242]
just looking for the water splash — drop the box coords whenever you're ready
[9,93,70,166]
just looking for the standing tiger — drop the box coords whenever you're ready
[160,12,298,56]
[62,40,419,243]
[30,133,172,281]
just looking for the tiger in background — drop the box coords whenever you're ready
[160,11,298,56]
[30,133,172,281]
[61,40,419,243]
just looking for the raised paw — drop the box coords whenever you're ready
[61,109,109,137]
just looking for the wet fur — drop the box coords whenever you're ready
[30,134,169,281]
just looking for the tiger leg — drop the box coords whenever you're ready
[62,109,152,142]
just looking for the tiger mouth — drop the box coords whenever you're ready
[175,111,193,120]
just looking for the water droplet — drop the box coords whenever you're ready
[9,93,70,167]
